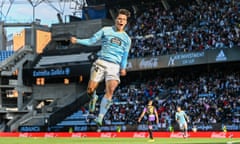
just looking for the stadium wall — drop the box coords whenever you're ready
[32,84,81,100]
[51,19,113,39]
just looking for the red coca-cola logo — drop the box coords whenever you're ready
[133,132,147,138]
[170,132,184,138]
[211,132,226,138]
[100,132,116,138]
[71,133,86,138]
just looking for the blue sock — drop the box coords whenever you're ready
[98,96,112,120]
[88,91,98,113]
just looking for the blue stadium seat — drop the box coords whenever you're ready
[0,50,14,62]
[56,110,89,126]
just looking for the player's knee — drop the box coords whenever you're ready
[148,125,153,130]
[87,87,95,96]
[107,87,116,95]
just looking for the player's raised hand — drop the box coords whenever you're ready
[157,123,161,129]
[137,118,141,123]
[71,36,77,44]
[120,69,127,76]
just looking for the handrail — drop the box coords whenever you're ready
[0,45,33,69]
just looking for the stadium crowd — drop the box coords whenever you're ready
[99,70,240,127]
[127,0,240,58]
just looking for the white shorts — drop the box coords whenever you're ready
[179,122,187,130]
[90,59,120,83]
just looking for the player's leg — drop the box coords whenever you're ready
[95,79,118,126]
[148,121,155,142]
[183,123,188,138]
[87,81,99,113]
[87,62,104,113]
[148,125,153,139]
[179,123,185,137]
[95,61,120,126]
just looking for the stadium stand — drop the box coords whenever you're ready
[56,110,93,126]
[127,0,240,58]
[54,64,240,132]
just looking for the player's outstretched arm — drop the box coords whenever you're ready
[71,37,77,44]
[154,109,159,124]
[183,111,189,122]
[175,113,180,124]
[184,114,189,123]
[70,36,98,46]
[70,27,104,46]
[120,39,131,69]
[138,111,145,123]
[120,69,127,76]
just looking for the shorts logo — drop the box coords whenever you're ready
[111,37,121,46]
[94,65,100,72]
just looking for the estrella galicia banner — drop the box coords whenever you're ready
[32,67,71,77]
[23,64,91,79]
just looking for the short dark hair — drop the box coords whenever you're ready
[118,9,131,18]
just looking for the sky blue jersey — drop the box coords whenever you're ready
[175,111,187,124]
[76,26,131,69]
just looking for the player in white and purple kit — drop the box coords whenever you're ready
[138,99,159,142]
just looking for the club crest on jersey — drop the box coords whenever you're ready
[111,37,121,46]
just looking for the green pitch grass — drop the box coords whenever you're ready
[0,138,239,144]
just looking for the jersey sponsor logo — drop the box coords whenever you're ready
[147,106,155,115]
[110,37,122,46]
